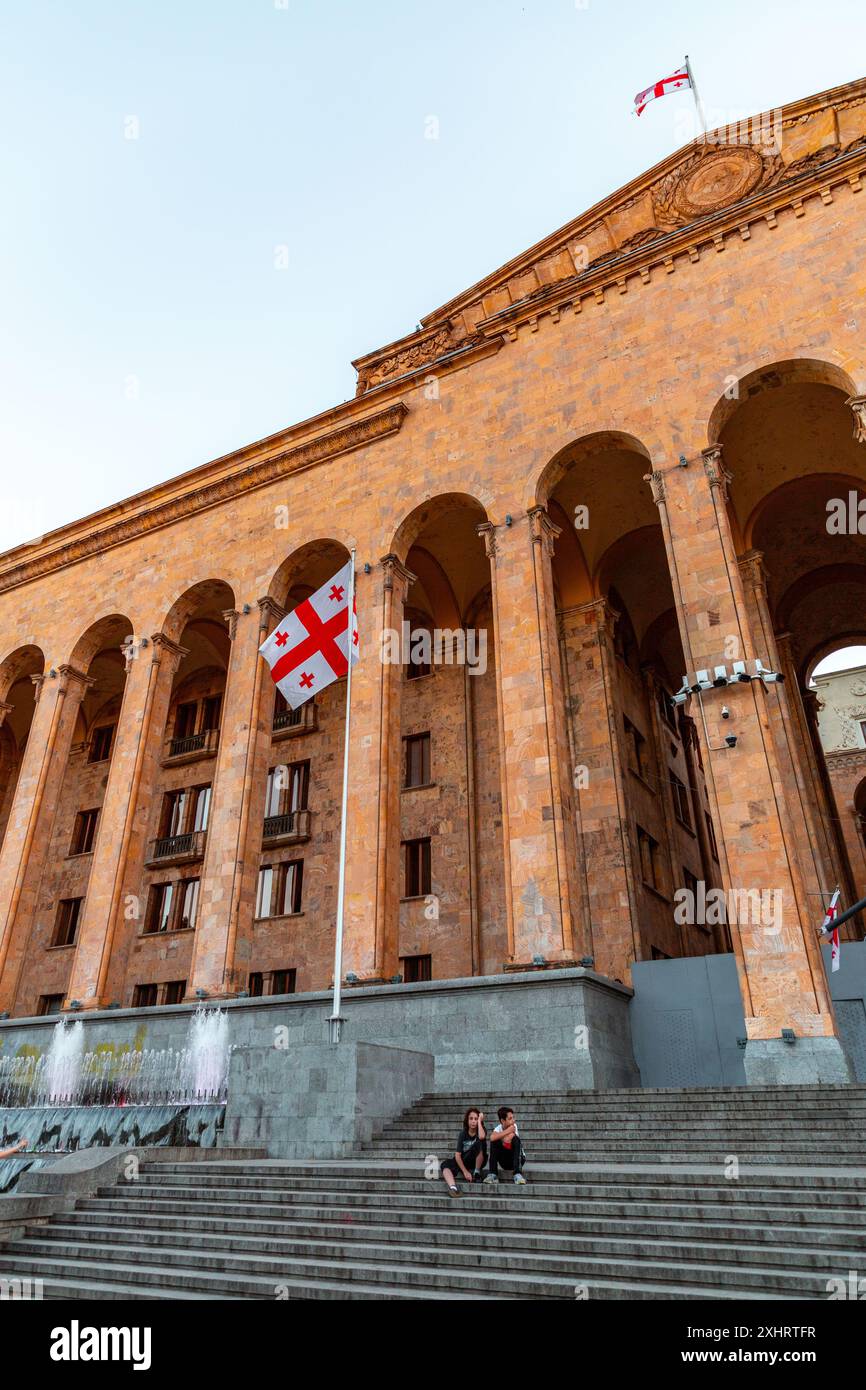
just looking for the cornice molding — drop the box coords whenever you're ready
[0,404,408,597]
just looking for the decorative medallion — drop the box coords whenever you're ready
[671,147,764,219]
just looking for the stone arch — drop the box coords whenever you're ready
[160,580,237,647]
[267,539,351,608]
[707,357,860,444]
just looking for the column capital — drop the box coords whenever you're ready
[0,701,13,728]
[644,468,667,506]
[378,554,416,599]
[222,608,241,642]
[149,633,189,676]
[256,595,286,633]
[702,444,734,500]
[846,394,866,444]
[57,665,94,700]
[738,547,770,594]
[476,521,497,559]
[527,505,561,557]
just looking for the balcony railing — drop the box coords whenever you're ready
[273,702,317,738]
[162,727,219,766]
[262,808,312,846]
[146,829,207,866]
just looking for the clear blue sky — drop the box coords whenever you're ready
[1,0,865,557]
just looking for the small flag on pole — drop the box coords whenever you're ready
[820,887,841,972]
[259,561,359,710]
[633,62,691,117]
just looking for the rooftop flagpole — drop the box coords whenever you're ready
[684,54,708,138]
[328,546,356,1043]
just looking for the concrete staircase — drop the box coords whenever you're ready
[0,1085,864,1299]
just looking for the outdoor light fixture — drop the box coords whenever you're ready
[505,514,513,526]
[345,972,358,983]
[364,562,371,574]
[781,1028,797,1044]
[235,990,249,999]
[579,956,595,968]
[68,999,82,1010]
[724,734,738,749]
[389,974,403,984]
[532,954,546,966]
[242,603,251,614]
[195,988,208,999]
[678,454,689,468]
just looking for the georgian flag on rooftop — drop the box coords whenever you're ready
[633,63,691,116]
[820,887,842,973]
[259,561,359,710]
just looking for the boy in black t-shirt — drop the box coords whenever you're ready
[439,1107,487,1196]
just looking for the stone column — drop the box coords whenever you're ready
[185,607,267,997]
[65,634,187,1008]
[0,666,92,1012]
[358,555,414,985]
[559,597,638,980]
[737,553,838,913]
[477,514,577,969]
[647,447,849,1084]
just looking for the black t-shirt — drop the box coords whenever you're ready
[455,1128,483,1156]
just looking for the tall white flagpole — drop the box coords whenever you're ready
[684,54,708,137]
[328,547,356,1043]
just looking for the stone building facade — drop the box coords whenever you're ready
[815,663,866,906]
[0,76,865,1082]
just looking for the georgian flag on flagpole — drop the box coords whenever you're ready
[259,561,359,711]
[633,63,691,116]
[820,888,842,972]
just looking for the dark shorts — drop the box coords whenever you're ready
[440,1139,487,1178]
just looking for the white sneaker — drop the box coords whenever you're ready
[513,1173,527,1185]
[483,1173,498,1185]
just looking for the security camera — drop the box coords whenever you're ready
[721,705,730,720]
[724,733,737,749]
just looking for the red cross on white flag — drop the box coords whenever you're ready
[259,561,359,710]
[820,887,842,973]
[633,63,691,117]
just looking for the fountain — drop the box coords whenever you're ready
[0,1005,233,1191]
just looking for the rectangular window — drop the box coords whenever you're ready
[88,725,114,763]
[670,773,692,829]
[636,825,662,893]
[174,701,198,740]
[37,994,65,1016]
[286,761,309,813]
[202,693,223,731]
[163,980,186,1005]
[256,860,303,918]
[270,969,296,996]
[192,785,211,832]
[256,865,274,919]
[265,763,309,816]
[705,812,720,862]
[53,898,82,947]
[177,878,199,931]
[70,808,99,856]
[145,883,174,934]
[624,717,649,780]
[400,954,432,983]
[132,983,159,1008]
[403,733,431,789]
[248,972,264,997]
[403,838,432,898]
[282,860,303,915]
[163,789,189,838]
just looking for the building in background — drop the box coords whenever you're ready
[0,76,865,1084]
[815,662,866,905]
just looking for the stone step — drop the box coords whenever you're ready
[76,1192,866,1229]
[44,1211,866,1257]
[0,1235,834,1297]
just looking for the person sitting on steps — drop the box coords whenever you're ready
[0,1140,27,1158]
[485,1105,527,1185]
[440,1106,487,1197]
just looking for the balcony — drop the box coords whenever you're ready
[161,727,220,768]
[146,829,207,867]
[272,702,317,740]
[262,808,312,848]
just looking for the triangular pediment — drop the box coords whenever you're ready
[353,77,866,394]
